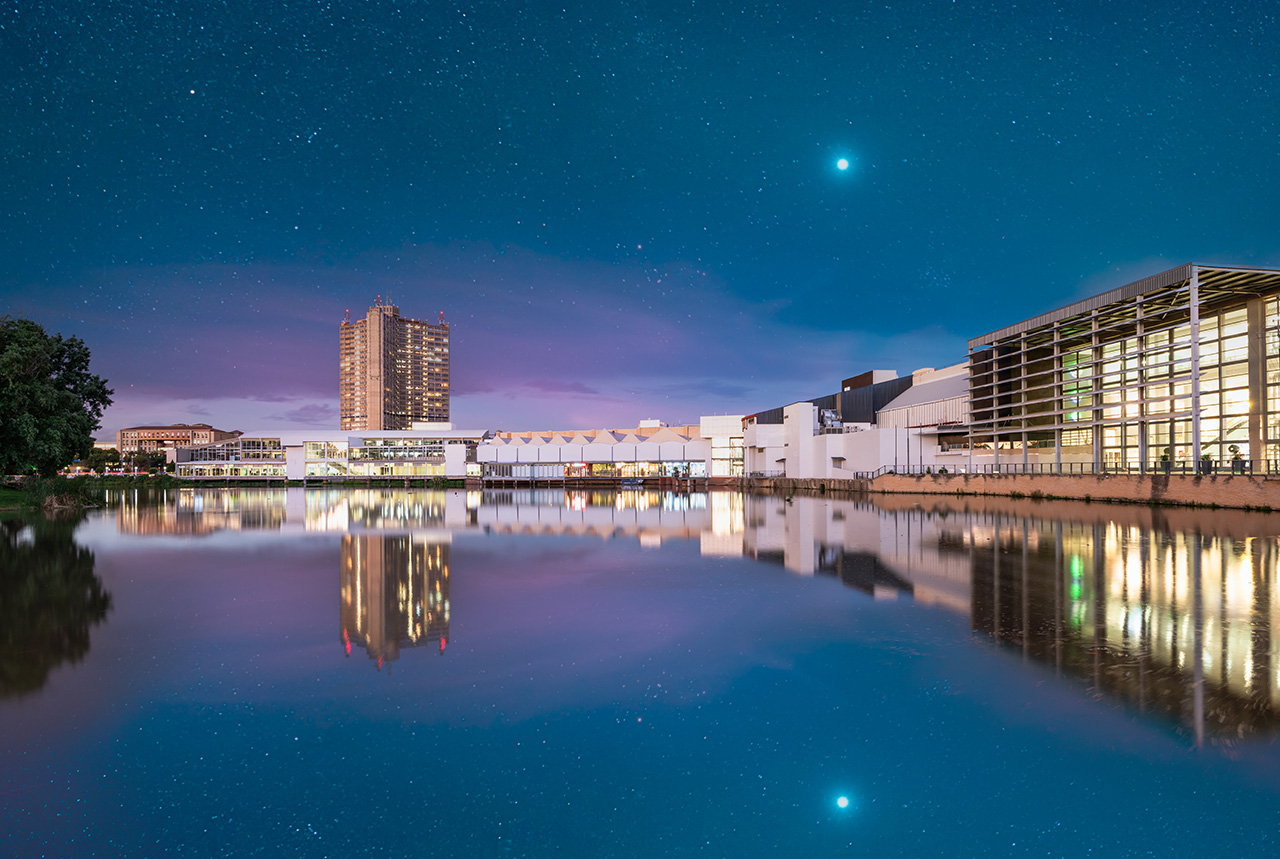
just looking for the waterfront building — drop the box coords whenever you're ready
[340,301,450,430]
[746,263,1280,481]
[116,423,239,454]
[477,416,745,484]
[743,365,968,478]
[174,427,490,480]
[967,263,1280,471]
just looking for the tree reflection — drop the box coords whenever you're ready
[0,514,110,697]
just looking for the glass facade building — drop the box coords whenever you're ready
[967,264,1280,471]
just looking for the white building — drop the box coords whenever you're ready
[745,362,986,479]
[477,417,745,482]
[174,428,491,480]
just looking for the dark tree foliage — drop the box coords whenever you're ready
[0,316,113,476]
[125,449,168,471]
[0,514,111,698]
[83,446,121,472]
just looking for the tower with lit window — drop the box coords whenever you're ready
[339,301,450,430]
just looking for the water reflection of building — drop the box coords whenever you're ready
[963,513,1280,743]
[113,489,290,535]
[339,535,450,669]
[738,493,1280,741]
[105,485,1280,737]
[740,495,964,607]
[476,488,731,546]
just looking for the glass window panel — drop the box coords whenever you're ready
[1221,361,1248,382]
[1222,336,1248,363]
[1199,341,1219,366]
[1222,389,1250,414]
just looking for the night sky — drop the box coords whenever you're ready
[3,1,1278,436]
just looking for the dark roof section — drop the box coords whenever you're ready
[752,375,913,425]
[840,376,914,424]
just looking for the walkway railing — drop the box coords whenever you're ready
[747,460,1280,480]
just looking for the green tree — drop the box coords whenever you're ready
[125,449,167,472]
[83,446,121,473]
[0,316,113,477]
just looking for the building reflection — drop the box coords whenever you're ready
[962,513,1280,744]
[113,488,289,535]
[102,484,1280,736]
[339,535,450,670]
[737,492,1280,741]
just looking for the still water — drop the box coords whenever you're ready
[3,488,1280,857]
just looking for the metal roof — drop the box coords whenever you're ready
[878,371,969,412]
[967,264,1280,350]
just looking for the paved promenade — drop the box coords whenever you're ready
[748,472,1280,511]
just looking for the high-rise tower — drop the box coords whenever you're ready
[339,301,450,430]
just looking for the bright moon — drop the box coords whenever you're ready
[836,796,850,808]
[836,158,850,171]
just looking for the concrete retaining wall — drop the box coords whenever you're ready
[746,472,1280,510]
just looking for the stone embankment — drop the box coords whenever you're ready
[746,472,1280,511]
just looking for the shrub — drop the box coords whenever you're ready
[25,475,99,510]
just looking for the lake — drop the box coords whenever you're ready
[3,487,1279,857]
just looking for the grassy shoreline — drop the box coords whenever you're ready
[0,475,470,509]
[0,488,28,509]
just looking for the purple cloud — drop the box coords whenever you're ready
[11,242,968,436]
[265,402,339,425]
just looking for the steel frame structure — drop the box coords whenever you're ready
[966,264,1280,472]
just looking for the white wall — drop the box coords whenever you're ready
[782,403,819,478]
[285,445,306,480]
[444,443,468,478]
[699,414,744,438]
[744,422,786,475]
[771,426,962,479]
